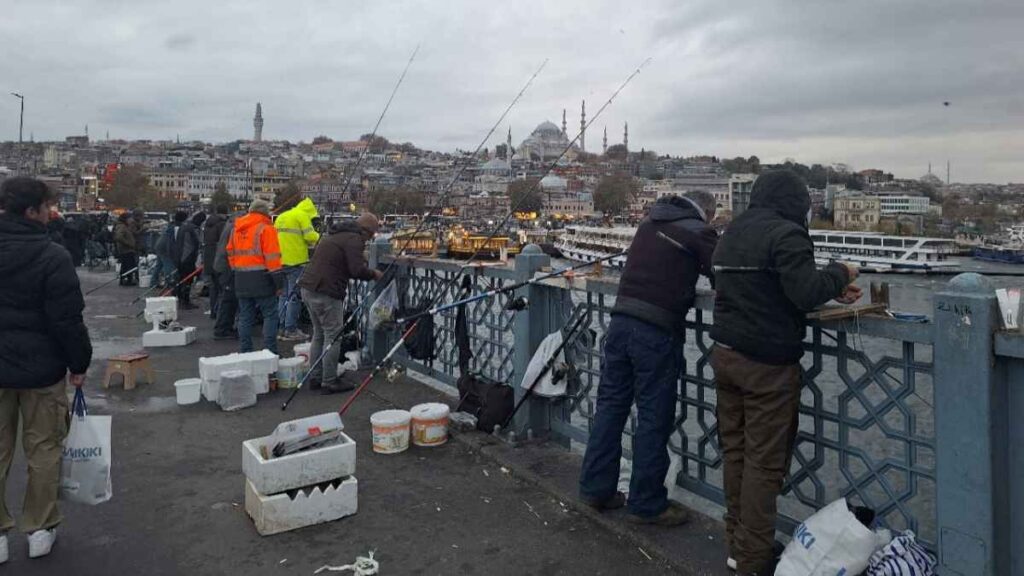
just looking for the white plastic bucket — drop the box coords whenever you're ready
[293,342,312,362]
[410,403,450,447]
[276,357,306,389]
[174,378,202,405]
[371,410,411,454]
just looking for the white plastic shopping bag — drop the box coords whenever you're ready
[60,387,112,505]
[368,280,399,330]
[775,498,882,576]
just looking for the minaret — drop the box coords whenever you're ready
[623,122,629,152]
[602,126,608,154]
[580,100,586,153]
[506,126,512,162]
[253,102,264,142]
[561,109,567,136]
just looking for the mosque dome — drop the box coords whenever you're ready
[532,121,563,136]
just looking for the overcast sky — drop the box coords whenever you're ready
[2,0,1022,183]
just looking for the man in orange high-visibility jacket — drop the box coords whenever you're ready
[226,199,284,353]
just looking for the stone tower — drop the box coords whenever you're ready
[561,109,567,136]
[623,122,629,152]
[253,102,264,142]
[603,126,608,154]
[579,100,586,153]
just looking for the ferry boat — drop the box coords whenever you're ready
[390,230,437,256]
[445,226,522,260]
[809,231,959,272]
[556,226,960,272]
[554,227,632,269]
[972,225,1024,264]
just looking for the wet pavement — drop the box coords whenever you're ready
[3,269,734,575]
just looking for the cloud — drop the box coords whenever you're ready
[0,0,1021,182]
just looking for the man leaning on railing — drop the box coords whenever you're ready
[710,169,860,576]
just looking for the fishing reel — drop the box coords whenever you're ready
[385,362,406,383]
[505,296,529,312]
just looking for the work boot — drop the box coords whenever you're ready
[582,491,626,512]
[320,378,356,395]
[308,377,322,391]
[214,332,237,340]
[627,501,690,526]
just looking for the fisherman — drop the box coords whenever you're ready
[274,196,320,341]
[710,170,860,576]
[227,199,284,353]
[212,210,240,340]
[0,177,93,561]
[297,213,382,393]
[113,212,138,286]
[169,211,200,310]
[578,190,718,525]
[151,218,176,288]
[203,204,230,319]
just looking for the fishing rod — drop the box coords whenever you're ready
[84,266,140,295]
[132,265,205,318]
[281,58,550,411]
[396,250,627,324]
[654,231,770,273]
[335,56,654,418]
[501,311,589,429]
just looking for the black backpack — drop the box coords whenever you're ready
[456,373,514,433]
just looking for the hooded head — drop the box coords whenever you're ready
[747,170,811,227]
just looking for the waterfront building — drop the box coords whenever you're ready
[834,196,881,231]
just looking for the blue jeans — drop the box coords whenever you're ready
[278,265,304,331]
[579,314,682,518]
[238,295,280,354]
[150,256,175,287]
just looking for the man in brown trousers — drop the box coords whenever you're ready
[0,177,93,562]
[710,170,860,575]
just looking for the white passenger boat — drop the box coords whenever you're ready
[556,226,960,272]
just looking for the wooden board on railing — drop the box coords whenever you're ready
[806,303,888,321]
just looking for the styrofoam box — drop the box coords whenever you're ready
[143,297,178,323]
[243,428,355,495]
[199,351,279,383]
[245,476,357,536]
[143,326,197,347]
[201,377,220,402]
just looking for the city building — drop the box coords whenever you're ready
[834,196,881,231]
[877,194,931,215]
[729,173,757,216]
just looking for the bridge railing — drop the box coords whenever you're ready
[360,240,1018,575]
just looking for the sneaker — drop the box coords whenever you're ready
[320,379,356,395]
[581,491,626,512]
[27,528,56,559]
[280,329,309,341]
[627,501,690,526]
[0,533,7,564]
[213,332,237,341]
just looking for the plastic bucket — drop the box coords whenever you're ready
[276,357,306,389]
[371,410,411,454]
[174,378,202,405]
[293,342,312,363]
[410,403,450,447]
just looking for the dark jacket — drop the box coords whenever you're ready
[612,196,717,334]
[710,171,850,365]
[202,213,227,277]
[113,219,136,256]
[298,222,375,300]
[170,221,200,267]
[0,213,92,389]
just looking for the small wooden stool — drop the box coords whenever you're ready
[104,352,155,390]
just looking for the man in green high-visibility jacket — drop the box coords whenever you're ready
[274,196,320,341]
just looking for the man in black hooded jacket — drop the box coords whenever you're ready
[710,170,860,575]
[579,191,718,526]
[0,177,92,561]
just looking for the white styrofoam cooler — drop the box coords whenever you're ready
[143,326,197,347]
[245,476,357,536]
[143,297,178,323]
[199,351,278,400]
[242,415,355,495]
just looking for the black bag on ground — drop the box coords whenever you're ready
[457,373,514,432]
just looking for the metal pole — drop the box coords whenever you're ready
[10,93,24,144]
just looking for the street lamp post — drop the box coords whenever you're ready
[10,92,23,143]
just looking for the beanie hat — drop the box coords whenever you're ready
[249,199,271,215]
[356,213,380,235]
